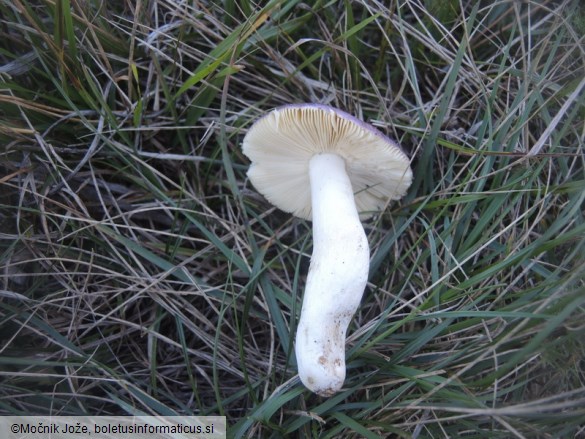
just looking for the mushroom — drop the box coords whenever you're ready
[242,104,412,396]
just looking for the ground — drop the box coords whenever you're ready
[0,1,584,437]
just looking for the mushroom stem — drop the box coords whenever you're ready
[295,153,370,396]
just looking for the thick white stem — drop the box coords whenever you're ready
[295,153,370,396]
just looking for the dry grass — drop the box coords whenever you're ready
[1,0,584,437]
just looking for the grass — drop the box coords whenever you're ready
[1,0,584,437]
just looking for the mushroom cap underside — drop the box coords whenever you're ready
[243,104,413,220]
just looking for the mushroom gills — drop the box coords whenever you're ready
[295,153,370,396]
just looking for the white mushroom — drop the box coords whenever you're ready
[242,104,412,396]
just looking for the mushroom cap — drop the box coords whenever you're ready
[242,104,413,220]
